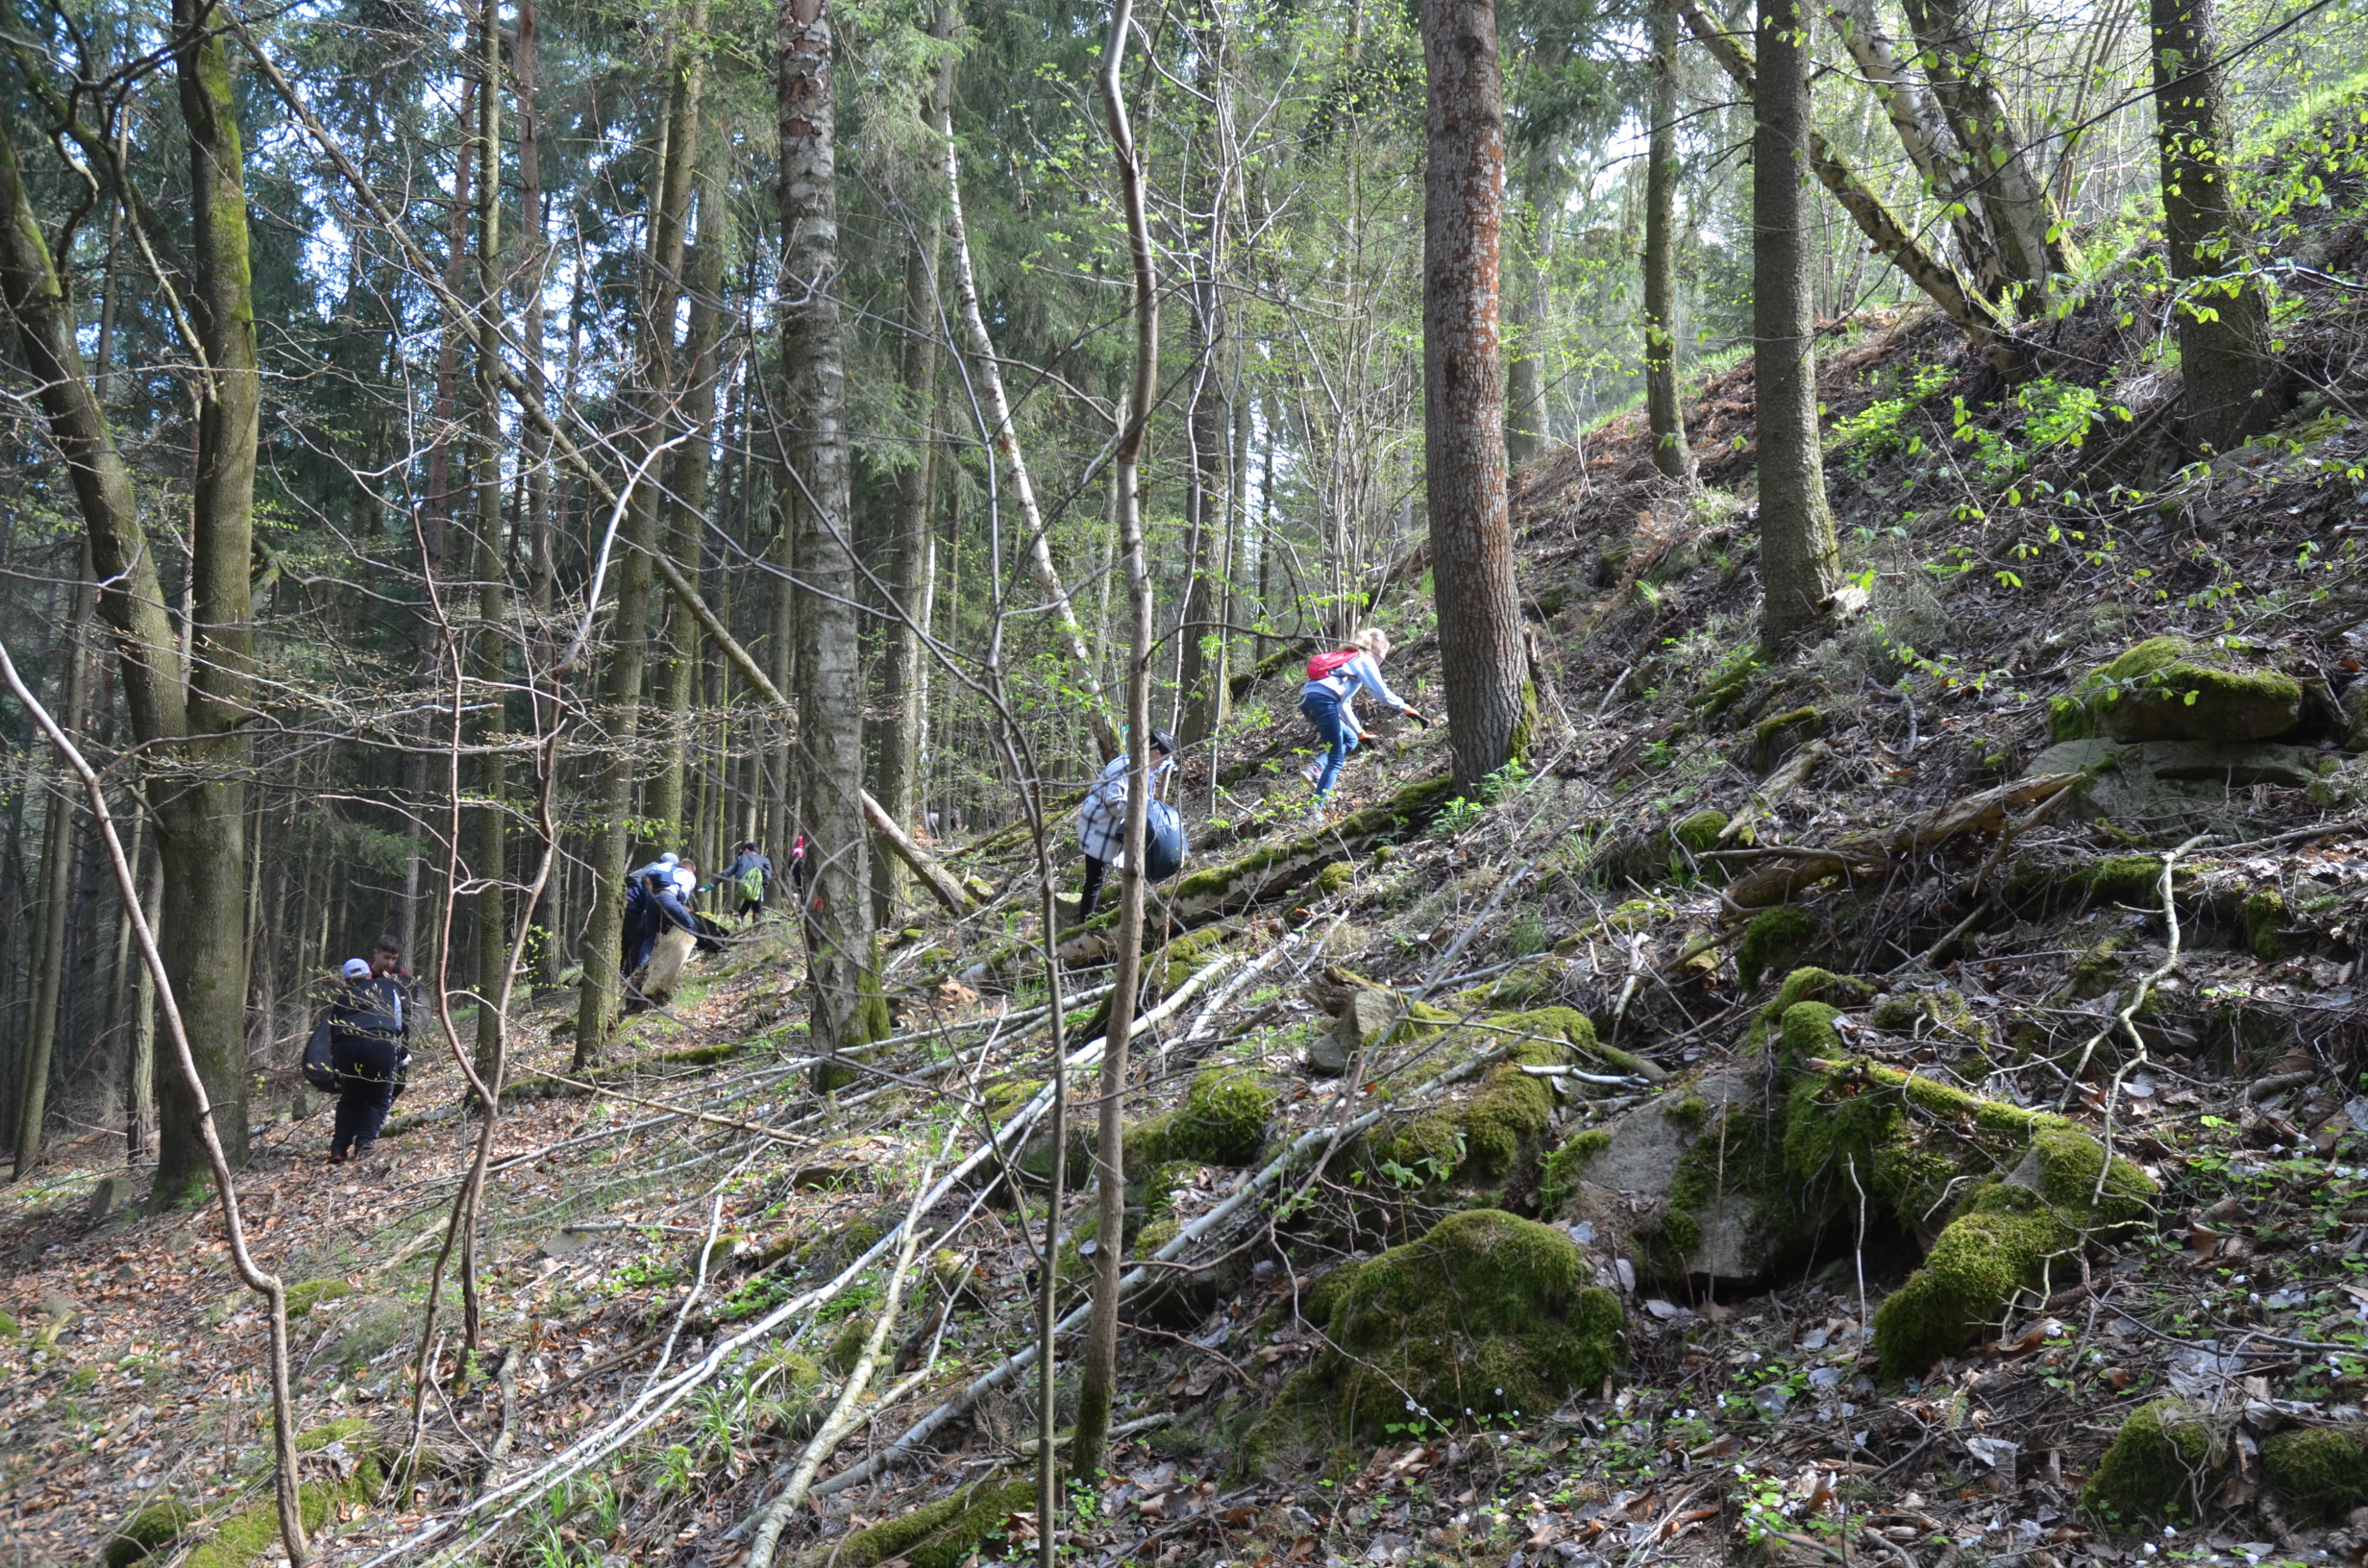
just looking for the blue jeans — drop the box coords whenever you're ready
[1301,687,1359,799]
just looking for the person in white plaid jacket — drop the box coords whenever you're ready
[1074,728,1176,921]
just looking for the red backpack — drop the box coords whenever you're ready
[1306,649,1359,681]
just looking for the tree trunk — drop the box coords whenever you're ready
[653,137,730,843]
[941,103,1122,759]
[422,83,476,571]
[576,17,703,1066]
[1826,0,1999,289]
[1075,0,1158,1483]
[873,17,953,925]
[781,0,887,1071]
[14,566,94,1177]
[2151,0,2272,453]
[1752,0,1843,649]
[1644,0,1697,484]
[473,0,507,1083]
[1421,0,1532,790]
[127,827,160,1162]
[1898,0,2077,308]
[516,0,555,611]
[1671,0,2019,375]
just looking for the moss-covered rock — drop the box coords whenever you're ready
[1164,1069,1275,1166]
[2082,1401,2219,1526]
[1314,861,1355,894]
[1736,907,1820,991]
[1369,1030,1567,1186]
[813,1477,1038,1568]
[1753,706,1826,772]
[2244,889,2288,962]
[1867,989,1982,1041]
[1673,809,1730,852]
[1243,1211,1624,1476]
[2050,638,2302,746]
[1743,968,1873,1050]
[103,1502,195,1568]
[2261,1426,2368,1523]
[1782,1059,2156,1379]
[283,1280,353,1320]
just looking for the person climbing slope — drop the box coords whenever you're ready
[721,841,773,920]
[1073,728,1176,924]
[1299,627,1425,816]
[313,958,411,1164]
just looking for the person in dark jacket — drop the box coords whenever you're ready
[1073,729,1175,924]
[623,868,700,975]
[323,958,410,1163]
[721,842,773,920]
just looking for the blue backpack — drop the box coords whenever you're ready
[1144,800,1187,881]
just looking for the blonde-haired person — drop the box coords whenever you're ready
[1298,627,1426,815]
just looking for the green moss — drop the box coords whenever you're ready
[1165,1069,1275,1166]
[1673,810,1730,852]
[1753,706,1826,771]
[2244,889,2287,961]
[983,1079,1046,1126]
[822,1315,873,1375]
[2082,1401,2218,1526]
[2082,857,2176,907]
[823,1477,1038,1568]
[2067,935,2126,1001]
[1779,1057,2156,1379]
[1371,1035,1565,1184]
[283,1280,352,1320]
[0,1312,16,1339]
[1744,968,1872,1049]
[1315,862,1355,894]
[103,1502,195,1568]
[1872,1191,2074,1381]
[1868,990,1980,1040]
[184,1482,341,1568]
[1139,1160,1197,1218]
[1171,776,1458,909]
[1301,1211,1624,1444]
[67,1365,99,1391]
[1777,1002,1844,1062]
[1304,1261,1365,1325]
[294,1418,368,1452]
[2262,1426,2368,1522]
[1485,1006,1654,1079]
[2052,638,2303,744]
[1539,1129,1612,1210]
[1737,907,1822,991]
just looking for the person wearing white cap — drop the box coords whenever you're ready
[321,956,410,1163]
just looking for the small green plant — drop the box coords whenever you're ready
[1830,362,1951,475]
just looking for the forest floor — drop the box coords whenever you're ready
[17,107,2368,1568]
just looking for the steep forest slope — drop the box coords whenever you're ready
[14,104,2368,1568]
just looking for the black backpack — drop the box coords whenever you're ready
[301,1022,338,1091]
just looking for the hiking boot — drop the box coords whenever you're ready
[328,1150,349,1165]
[1300,762,1323,788]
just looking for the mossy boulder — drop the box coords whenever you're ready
[1867,989,1983,1043]
[2050,638,2302,746]
[1672,809,1729,852]
[2244,889,2287,962]
[1743,968,1873,1051]
[812,1477,1038,1568]
[2082,1401,2219,1526]
[1736,907,1821,991]
[2261,1426,2368,1522]
[1753,706,1826,772]
[1369,1027,1574,1185]
[103,1502,195,1568]
[1242,1211,1624,1475]
[1314,861,1355,894]
[1163,1069,1275,1166]
[1783,1061,2155,1380]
